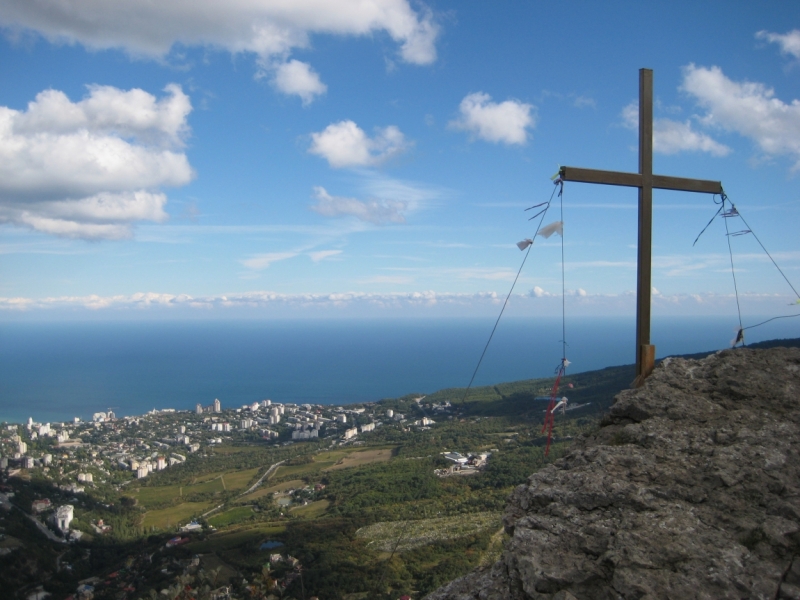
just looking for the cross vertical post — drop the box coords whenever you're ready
[558,68,723,386]
[636,68,655,384]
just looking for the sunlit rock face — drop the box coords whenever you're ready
[426,347,800,600]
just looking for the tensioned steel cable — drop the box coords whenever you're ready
[459,181,562,405]
[734,207,800,301]
[559,177,567,363]
[722,195,745,345]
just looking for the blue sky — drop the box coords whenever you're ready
[1,1,799,322]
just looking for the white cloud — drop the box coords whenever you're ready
[5,289,792,318]
[311,186,406,224]
[0,0,439,101]
[531,286,551,297]
[572,95,596,109]
[449,92,535,145]
[0,84,193,240]
[241,251,298,270]
[308,249,342,262]
[681,64,800,169]
[621,102,638,129]
[308,120,408,167]
[622,101,730,156]
[756,29,800,59]
[358,172,443,213]
[272,59,327,105]
[654,118,731,156]
[359,275,414,284]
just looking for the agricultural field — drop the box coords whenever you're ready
[272,445,398,480]
[356,511,503,552]
[187,522,287,553]
[184,476,225,495]
[237,478,305,502]
[132,484,183,507]
[223,467,261,490]
[290,499,331,518]
[193,470,228,483]
[141,501,215,530]
[208,506,255,528]
[323,447,394,470]
[272,460,335,480]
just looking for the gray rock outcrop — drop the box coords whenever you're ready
[426,347,800,600]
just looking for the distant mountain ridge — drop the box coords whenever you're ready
[401,337,800,423]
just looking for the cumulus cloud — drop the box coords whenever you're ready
[622,101,730,156]
[308,120,408,168]
[654,118,732,156]
[530,286,551,298]
[756,29,800,59]
[272,59,327,105]
[449,92,535,145]
[311,186,406,224]
[0,84,193,239]
[0,0,439,100]
[681,64,800,169]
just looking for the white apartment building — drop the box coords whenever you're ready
[56,505,74,532]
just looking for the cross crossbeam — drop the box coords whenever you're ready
[559,69,723,386]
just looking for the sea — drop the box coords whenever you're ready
[0,316,796,424]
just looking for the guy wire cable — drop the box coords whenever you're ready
[459,180,562,405]
[693,192,800,341]
[722,194,745,345]
[734,205,800,301]
[560,173,567,364]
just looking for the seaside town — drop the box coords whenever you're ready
[0,394,448,492]
[0,393,524,599]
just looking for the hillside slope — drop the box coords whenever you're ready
[426,346,800,600]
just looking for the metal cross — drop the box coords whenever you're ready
[559,69,723,386]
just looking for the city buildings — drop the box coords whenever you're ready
[56,505,74,532]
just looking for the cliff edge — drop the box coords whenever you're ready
[426,347,800,600]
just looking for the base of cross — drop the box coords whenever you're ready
[633,344,656,388]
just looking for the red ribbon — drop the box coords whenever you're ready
[541,362,566,456]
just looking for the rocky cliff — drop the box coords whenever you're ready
[426,347,800,600]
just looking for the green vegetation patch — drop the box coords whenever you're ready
[0,535,22,549]
[208,506,255,528]
[356,511,502,552]
[324,448,394,471]
[141,501,214,530]
[185,476,225,495]
[210,445,255,455]
[274,460,335,479]
[290,499,331,519]
[193,470,227,483]
[132,484,183,507]
[188,522,286,553]
[238,479,305,502]
[223,467,260,491]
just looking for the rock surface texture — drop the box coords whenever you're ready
[426,347,800,600]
